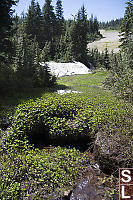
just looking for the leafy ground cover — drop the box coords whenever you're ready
[0,143,87,199]
[0,70,133,199]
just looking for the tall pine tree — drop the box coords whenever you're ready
[42,0,56,42]
[55,0,64,37]
[70,5,88,65]
[120,0,133,48]
[93,17,99,34]
[56,0,64,21]
[25,0,43,48]
[0,0,17,62]
[35,2,44,48]
[25,0,36,37]
[120,0,133,69]
[0,0,17,93]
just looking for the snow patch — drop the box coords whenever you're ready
[57,90,82,95]
[41,61,91,77]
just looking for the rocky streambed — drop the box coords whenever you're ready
[69,151,119,200]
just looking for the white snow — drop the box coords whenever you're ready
[41,61,91,77]
[57,90,82,95]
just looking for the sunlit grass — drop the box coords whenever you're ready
[58,70,108,87]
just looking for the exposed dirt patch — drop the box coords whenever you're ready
[88,30,122,53]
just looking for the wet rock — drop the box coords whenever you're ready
[70,178,103,200]
[94,132,133,176]
[63,190,72,200]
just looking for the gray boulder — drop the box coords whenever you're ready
[94,132,133,175]
[70,178,103,200]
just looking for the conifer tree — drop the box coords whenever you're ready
[0,0,17,93]
[40,41,51,62]
[25,0,36,36]
[70,5,88,65]
[15,21,55,89]
[56,0,64,21]
[0,0,17,62]
[120,0,133,48]
[55,0,64,37]
[25,0,43,47]
[120,0,133,70]
[103,47,110,69]
[88,14,94,34]
[12,15,20,46]
[93,17,99,34]
[105,49,133,101]
[35,2,44,48]
[42,0,56,42]
[15,23,35,88]
[60,31,74,62]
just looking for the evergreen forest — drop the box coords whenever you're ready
[99,18,123,30]
[0,0,102,94]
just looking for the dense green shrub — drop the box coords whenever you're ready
[6,92,132,148]
[9,94,96,146]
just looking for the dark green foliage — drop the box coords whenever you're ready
[14,19,56,90]
[70,6,89,65]
[54,0,65,57]
[10,95,95,145]
[42,0,57,42]
[0,0,56,94]
[55,0,64,37]
[25,0,37,37]
[0,0,17,94]
[88,48,110,69]
[57,29,74,62]
[99,18,123,30]
[56,0,64,20]
[88,15,99,34]
[88,14,94,34]
[103,47,110,69]
[87,14,101,42]
[0,0,17,62]
[104,50,133,102]
[15,26,35,88]
[93,17,99,33]
[88,48,100,68]
[25,0,43,48]
[105,0,133,102]
[15,1,101,64]
[120,0,133,48]
[40,41,52,62]
[0,62,15,94]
